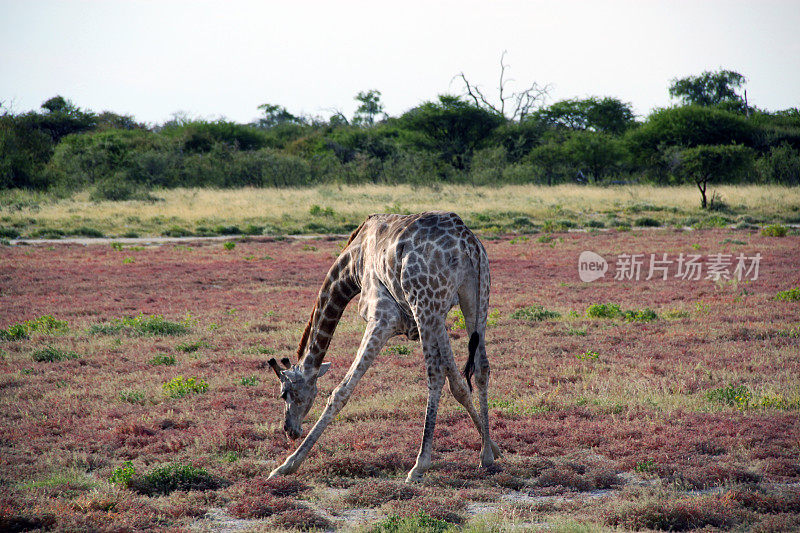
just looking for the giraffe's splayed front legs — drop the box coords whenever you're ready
[269,315,398,480]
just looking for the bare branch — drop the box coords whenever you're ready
[325,107,349,125]
[456,72,502,116]
[456,52,549,121]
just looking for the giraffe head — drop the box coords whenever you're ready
[268,357,331,440]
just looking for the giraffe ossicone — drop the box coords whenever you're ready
[267,211,500,482]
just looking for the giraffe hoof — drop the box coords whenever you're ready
[405,468,426,483]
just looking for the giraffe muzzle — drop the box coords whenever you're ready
[284,423,302,440]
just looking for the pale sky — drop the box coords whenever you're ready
[2,0,799,125]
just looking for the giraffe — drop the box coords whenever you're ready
[266,211,501,482]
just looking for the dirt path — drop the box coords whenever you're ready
[7,233,350,247]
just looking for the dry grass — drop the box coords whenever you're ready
[2,184,799,238]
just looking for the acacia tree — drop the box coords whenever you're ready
[535,97,635,134]
[256,103,303,128]
[457,51,549,122]
[399,95,504,170]
[562,131,626,182]
[669,69,747,108]
[674,144,754,208]
[353,90,384,126]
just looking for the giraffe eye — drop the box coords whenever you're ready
[281,391,289,400]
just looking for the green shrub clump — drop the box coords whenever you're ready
[109,461,136,486]
[175,340,208,353]
[634,216,661,227]
[623,308,658,322]
[760,224,788,237]
[585,303,623,319]
[706,383,752,410]
[149,354,176,365]
[1,315,68,340]
[129,463,224,496]
[89,314,190,336]
[776,287,800,301]
[31,345,79,362]
[0,227,21,239]
[163,376,209,398]
[585,304,657,322]
[510,305,561,321]
[369,512,454,533]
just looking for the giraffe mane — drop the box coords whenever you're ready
[344,219,366,247]
[295,303,317,363]
[296,221,366,365]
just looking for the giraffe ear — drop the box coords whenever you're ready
[267,358,285,380]
[317,362,331,378]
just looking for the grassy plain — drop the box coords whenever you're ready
[2,184,800,239]
[1,227,799,531]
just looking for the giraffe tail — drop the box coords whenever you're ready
[463,331,479,392]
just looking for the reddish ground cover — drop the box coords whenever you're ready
[1,229,798,530]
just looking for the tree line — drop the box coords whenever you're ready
[1,69,798,208]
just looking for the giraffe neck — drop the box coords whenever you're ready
[298,248,361,372]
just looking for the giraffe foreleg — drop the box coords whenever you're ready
[269,316,396,479]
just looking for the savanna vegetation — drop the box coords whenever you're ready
[1,230,799,531]
[2,68,799,220]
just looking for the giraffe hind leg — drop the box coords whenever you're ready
[406,318,447,483]
[457,281,501,464]
[473,335,501,461]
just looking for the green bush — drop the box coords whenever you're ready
[368,512,454,533]
[74,226,104,237]
[214,225,240,235]
[706,383,752,409]
[384,344,413,356]
[756,143,800,185]
[242,224,263,235]
[129,463,225,496]
[163,376,209,398]
[175,340,209,353]
[634,216,661,227]
[89,314,189,336]
[0,227,20,239]
[776,287,800,301]
[162,226,193,237]
[761,224,788,237]
[90,177,144,202]
[626,105,757,172]
[510,305,561,321]
[623,308,658,322]
[1,315,68,340]
[576,350,600,361]
[119,390,146,404]
[585,303,623,319]
[32,345,79,362]
[109,461,136,487]
[149,354,176,366]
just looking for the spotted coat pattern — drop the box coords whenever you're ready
[267,211,500,482]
